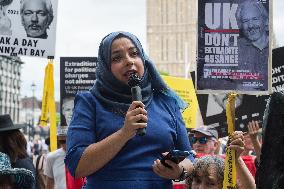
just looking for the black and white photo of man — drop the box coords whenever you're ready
[236,0,269,51]
[0,0,13,35]
[61,96,74,126]
[236,0,269,91]
[198,93,268,137]
[206,94,244,117]
[20,0,53,39]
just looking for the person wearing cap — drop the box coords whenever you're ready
[44,126,67,189]
[0,114,37,189]
[0,152,35,189]
[187,131,256,189]
[190,126,219,155]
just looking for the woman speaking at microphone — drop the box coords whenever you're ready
[65,31,194,189]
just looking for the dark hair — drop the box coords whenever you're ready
[0,175,16,189]
[45,137,50,146]
[58,138,66,145]
[0,130,28,163]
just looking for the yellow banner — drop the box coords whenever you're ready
[39,63,51,126]
[162,75,198,129]
[223,93,237,189]
[48,61,57,152]
[39,59,57,151]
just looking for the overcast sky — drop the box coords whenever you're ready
[21,0,284,101]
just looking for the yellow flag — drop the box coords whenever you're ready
[222,93,237,189]
[39,59,57,151]
[39,63,51,126]
[162,75,198,129]
[48,60,57,152]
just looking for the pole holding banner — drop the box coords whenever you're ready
[222,93,237,189]
[39,56,57,151]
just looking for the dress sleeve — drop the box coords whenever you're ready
[173,101,195,162]
[65,92,96,177]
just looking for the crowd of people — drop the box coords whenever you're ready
[187,123,261,189]
[0,29,278,189]
[0,114,85,189]
[0,114,264,189]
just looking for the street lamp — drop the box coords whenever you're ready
[31,82,36,128]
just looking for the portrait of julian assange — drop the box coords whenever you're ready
[20,0,54,39]
[236,0,269,91]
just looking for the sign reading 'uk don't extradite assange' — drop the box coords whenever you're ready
[197,0,271,94]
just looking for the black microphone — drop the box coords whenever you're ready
[128,73,146,136]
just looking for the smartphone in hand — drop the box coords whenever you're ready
[161,150,190,168]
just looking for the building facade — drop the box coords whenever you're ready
[20,96,60,138]
[20,96,42,127]
[0,56,23,123]
[147,0,277,78]
[147,0,197,78]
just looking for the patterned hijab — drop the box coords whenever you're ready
[0,152,35,189]
[91,31,187,116]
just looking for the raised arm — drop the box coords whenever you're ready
[247,121,262,162]
[229,131,256,189]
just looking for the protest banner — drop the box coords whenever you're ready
[197,46,284,137]
[272,47,284,92]
[198,93,267,137]
[39,58,57,151]
[162,75,199,129]
[0,0,57,57]
[197,0,271,94]
[60,57,97,126]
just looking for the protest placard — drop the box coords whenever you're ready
[0,0,57,57]
[197,0,271,94]
[60,57,97,126]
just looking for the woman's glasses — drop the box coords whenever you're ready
[191,137,210,144]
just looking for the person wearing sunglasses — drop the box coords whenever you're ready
[189,126,219,155]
